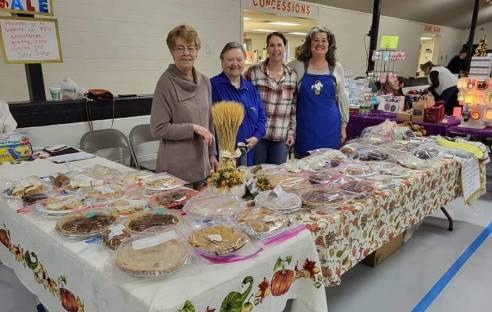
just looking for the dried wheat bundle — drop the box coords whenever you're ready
[212,101,244,169]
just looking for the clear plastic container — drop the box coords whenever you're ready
[187,222,249,257]
[182,192,244,220]
[233,207,290,239]
[124,209,182,235]
[255,187,302,212]
[115,229,190,277]
[55,209,117,239]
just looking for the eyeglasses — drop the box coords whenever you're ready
[174,45,197,54]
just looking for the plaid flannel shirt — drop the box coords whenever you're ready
[245,59,297,142]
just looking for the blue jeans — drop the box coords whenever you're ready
[253,139,290,165]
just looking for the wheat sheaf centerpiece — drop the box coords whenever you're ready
[209,101,245,196]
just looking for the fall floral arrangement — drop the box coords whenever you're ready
[208,167,243,189]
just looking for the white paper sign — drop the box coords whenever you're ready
[0,17,62,63]
[377,95,405,113]
[132,231,178,250]
[460,158,481,203]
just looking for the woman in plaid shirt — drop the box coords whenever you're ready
[245,32,297,165]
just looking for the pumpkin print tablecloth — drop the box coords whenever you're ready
[0,158,327,312]
[292,159,484,286]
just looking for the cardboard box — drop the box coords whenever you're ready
[362,231,405,267]
[0,133,32,164]
[396,112,412,122]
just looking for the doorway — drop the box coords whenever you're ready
[416,33,441,76]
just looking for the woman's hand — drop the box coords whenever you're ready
[209,155,219,172]
[286,136,295,147]
[245,136,259,150]
[340,126,347,145]
[193,124,214,145]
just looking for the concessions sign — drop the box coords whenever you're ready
[242,0,318,18]
[0,0,53,16]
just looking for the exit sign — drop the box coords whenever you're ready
[424,25,441,33]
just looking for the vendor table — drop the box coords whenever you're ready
[0,158,327,312]
[292,159,472,286]
[346,111,461,139]
[448,125,492,152]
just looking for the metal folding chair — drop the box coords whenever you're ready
[128,124,159,171]
[80,128,137,167]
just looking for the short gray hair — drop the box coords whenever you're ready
[220,41,246,61]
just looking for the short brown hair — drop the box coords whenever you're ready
[166,25,201,50]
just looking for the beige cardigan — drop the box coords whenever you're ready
[289,60,349,126]
[150,64,215,182]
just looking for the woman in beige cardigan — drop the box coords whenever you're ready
[150,25,218,183]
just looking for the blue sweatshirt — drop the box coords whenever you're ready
[211,72,266,165]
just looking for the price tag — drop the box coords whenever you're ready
[132,231,178,250]
[207,234,223,242]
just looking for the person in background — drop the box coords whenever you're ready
[378,74,404,96]
[0,100,17,133]
[150,24,218,184]
[289,26,349,157]
[420,61,459,115]
[211,41,266,166]
[245,32,297,165]
[447,49,468,75]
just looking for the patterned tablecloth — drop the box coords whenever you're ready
[347,111,461,139]
[291,159,469,286]
[0,158,327,312]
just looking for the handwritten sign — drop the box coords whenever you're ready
[0,17,62,64]
[380,36,399,49]
[460,158,481,204]
[241,0,318,18]
[0,0,53,16]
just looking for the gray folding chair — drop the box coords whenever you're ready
[129,124,159,171]
[80,129,137,167]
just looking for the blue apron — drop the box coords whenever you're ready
[295,70,341,156]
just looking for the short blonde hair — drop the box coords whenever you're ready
[166,25,201,50]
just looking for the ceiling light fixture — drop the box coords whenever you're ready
[269,21,301,26]
[243,17,251,20]
[420,36,433,40]
[288,32,307,36]
[251,29,277,33]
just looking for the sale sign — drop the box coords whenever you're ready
[0,0,53,16]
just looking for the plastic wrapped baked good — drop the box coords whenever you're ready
[116,230,189,276]
[377,162,411,178]
[110,196,147,216]
[188,224,248,256]
[308,169,342,185]
[342,163,376,178]
[83,184,125,204]
[337,180,376,200]
[101,224,131,250]
[120,171,154,185]
[143,173,185,192]
[299,186,348,209]
[124,210,182,234]
[56,210,116,239]
[182,192,243,219]
[2,176,47,198]
[38,194,85,216]
[255,187,302,212]
[148,187,198,209]
[233,207,289,239]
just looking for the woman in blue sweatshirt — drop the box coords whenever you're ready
[211,42,266,166]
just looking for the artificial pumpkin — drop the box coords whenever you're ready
[60,288,78,312]
[270,269,294,296]
[0,228,11,249]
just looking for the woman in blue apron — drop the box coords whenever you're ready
[289,26,349,157]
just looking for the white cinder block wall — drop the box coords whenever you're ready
[0,1,466,102]
[0,0,242,102]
